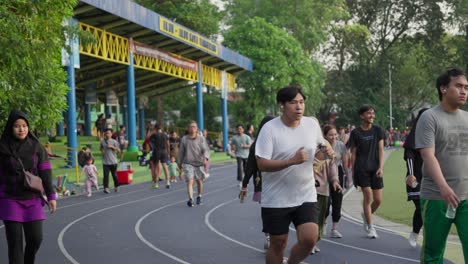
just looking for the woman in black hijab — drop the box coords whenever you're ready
[403,108,428,248]
[0,110,57,264]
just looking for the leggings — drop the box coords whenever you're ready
[3,220,43,264]
[326,165,345,223]
[412,199,423,234]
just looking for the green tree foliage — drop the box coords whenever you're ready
[224,0,347,52]
[0,0,77,133]
[135,0,223,37]
[223,17,325,126]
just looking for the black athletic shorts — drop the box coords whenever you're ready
[151,150,168,163]
[354,166,383,190]
[261,202,319,236]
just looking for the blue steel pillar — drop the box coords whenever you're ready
[196,62,204,131]
[126,50,138,152]
[221,97,228,152]
[84,103,91,136]
[139,100,145,140]
[66,53,78,166]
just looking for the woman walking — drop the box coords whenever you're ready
[0,110,57,264]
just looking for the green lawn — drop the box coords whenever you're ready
[378,148,463,263]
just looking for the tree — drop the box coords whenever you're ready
[135,0,224,37]
[223,17,325,126]
[0,0,77,133]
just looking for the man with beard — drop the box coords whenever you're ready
[348,105,385,239]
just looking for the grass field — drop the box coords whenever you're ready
[378,148,463,263]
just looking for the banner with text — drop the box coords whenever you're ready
[129,39,198,71]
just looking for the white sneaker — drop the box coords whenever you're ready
[361,212,369,232]
[367,226,378,239]
[409,232,418,248]
[331,229,343,238]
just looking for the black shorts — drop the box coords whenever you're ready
[151,150,168,163]
[261,202,319,236]
[354,167,383,190]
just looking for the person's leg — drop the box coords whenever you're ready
[242,158,248,178]
[150,160,157,184]
[110,164,119,190]
[266,234,288,264]
[454,199,468,262]
[288,223,317,264]
[23,220,43,264]
[361,187,373,225]
[413,199,423,234]
[196,178,203,196]
[371,189,382,214]
[103,165,110,189]
[316,194,328,241]
[331,187,343,230]
[4,220,24,264]
[236,157,243,182]
[85,179,92,195]
[162,162,170,187]
[187,179,194,200]
[420,199,452,263]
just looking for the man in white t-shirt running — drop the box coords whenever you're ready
[256,85,331,264]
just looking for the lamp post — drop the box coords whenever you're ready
[388,64,393,130]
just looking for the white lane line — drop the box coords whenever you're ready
[0,165,235,231]
[204,199,307,264]
[288,226,419,263]
[58,172,236,264]
[204,199,264,253]
[135,184,237,264]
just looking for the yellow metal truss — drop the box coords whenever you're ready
[78,22,236,90]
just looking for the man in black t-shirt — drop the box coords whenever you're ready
[348,105,385,239]
[149,124,170,189]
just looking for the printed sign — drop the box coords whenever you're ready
[106,90,118,106]
[85,86,97,104]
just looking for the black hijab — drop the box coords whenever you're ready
[404,108,429,150]
[0,109,39,161]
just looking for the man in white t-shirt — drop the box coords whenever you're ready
[256,85,330,264]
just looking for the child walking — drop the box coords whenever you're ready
[168,156,180,183]
[82,156,99,197]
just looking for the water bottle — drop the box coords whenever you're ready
[446,196,465,219]
[446,204,456,219]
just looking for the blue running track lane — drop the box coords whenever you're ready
[0,163,454,263]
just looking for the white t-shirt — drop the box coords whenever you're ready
[255,116,324,208]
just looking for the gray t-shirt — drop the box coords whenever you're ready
[100,138,119,165]
[230,134,252,159]
[333,140,347,167]
[415,105,468,199]
[178,135,210,167]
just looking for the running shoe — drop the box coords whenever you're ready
[361,212,369,232]
[367,226,378,239]
[151,182,159,189]
[409,232,418,248]
[104,188,110,194]
[166,184,170,189]
[264,234,270,250]
[187,199,194,207]
[313,246,320,252]
[331,229,343,238]
[114,187,119,192]
[196,196,202,205]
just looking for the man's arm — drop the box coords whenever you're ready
[256,147,308,172]
[376,139,384,177]
[419,147,460,207]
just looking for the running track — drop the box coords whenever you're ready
[0,163,452,263]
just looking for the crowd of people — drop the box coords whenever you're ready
[1,68,467,263]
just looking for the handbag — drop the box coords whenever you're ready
[17,158,50,207]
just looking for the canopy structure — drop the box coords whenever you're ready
[63,0,252,165]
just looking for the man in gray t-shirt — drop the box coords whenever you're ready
[230,124,252,186]
[415,68,468,263]
[100,128,120,193]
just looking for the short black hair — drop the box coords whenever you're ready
[105,128,113,133]
[236,124,244,129]
[358,104,375,115]
[154,124,161,130]
[276,85,306,105]
[119,125,125,129]
[436,68,465,101]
